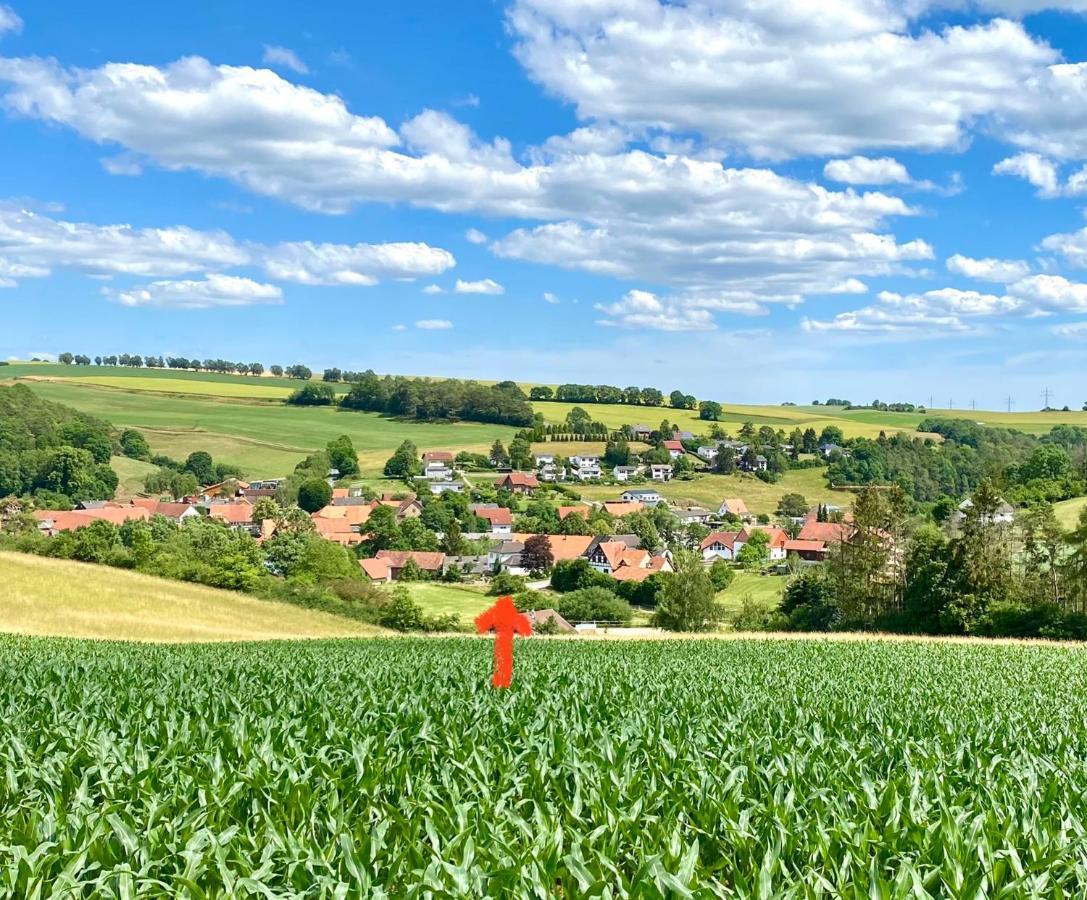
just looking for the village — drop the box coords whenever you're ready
[30,432,880,598]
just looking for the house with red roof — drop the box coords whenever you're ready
[700,531,744,562]
[662,440,685,459]
[784,539,828,562]
[496,472,539,495]
[797,520,856,545]
[360,550,447,581]
[472,505,513,536]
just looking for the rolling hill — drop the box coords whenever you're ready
[0,552,380,642]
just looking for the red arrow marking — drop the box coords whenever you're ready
[475,595,532,689]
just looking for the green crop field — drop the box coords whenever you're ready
[0,553,378,642]
[4,635,1087,894]
[1055,496,1087,530]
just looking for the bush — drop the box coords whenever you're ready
[119,429,151,461]
[287,384,337,406]
[975,603,1087,641]
[732,596,789,632]
[708,560,735,591]
[550,558,614,593]
[557,587,632,625]
[489,572,527,596]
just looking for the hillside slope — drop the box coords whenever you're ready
[0,552,380,642]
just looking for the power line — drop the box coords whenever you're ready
[1042,386,1053,409]
[1007,396,1015,413]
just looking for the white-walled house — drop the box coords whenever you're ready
[700,532,743,561]
[650,464,673,482]
[570,455,602,480]
[612,465,642,482]
[622,488,663,506]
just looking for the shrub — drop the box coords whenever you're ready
[489,572,527,596]
[708,560,735,591]
[550,558,614,593]
[287,384,337,406]
[557,587,632,625]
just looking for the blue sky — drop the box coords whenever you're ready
[4,1,1087,407]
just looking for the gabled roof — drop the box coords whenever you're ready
[700,531,742,551]
[662,440,684,451]
[153,502,196,519]
[720,498,749,515]
[622,488,660,497]
[602,501,644,517]
[312,503,373,526]
[423,451,454,462]
[497,472,539,488]
[476,507,513,526]
[207,501,254,525]
[509,533,594,561]
[797,521,855,544]
[359,557,392,580]
[375,550,446,571]
[785,539,828,553]
[558,505,590,520]
[34,506,153,532]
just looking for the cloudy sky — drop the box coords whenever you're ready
[3,1,1087,406]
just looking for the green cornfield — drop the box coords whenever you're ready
[4,635,1087,896]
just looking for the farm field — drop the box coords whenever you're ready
[0,553,378,642]
[4,379,516,478]
[575,467,842,516]
[5,635,1087,894]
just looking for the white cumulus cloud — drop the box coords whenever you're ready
[0,5,21,37]
[416,318,452,329]
[454,278,504,295]
[465,228,487,244]
[112,274,283,309]
[824,157,911,185]
[946,254,1031,282]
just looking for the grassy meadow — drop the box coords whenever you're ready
[6,635,1087,893]
[0,553,379,642]
[575,467,842,516]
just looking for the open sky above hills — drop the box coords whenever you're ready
[4,2,1087,405]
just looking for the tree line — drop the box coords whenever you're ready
[826,417,1087,505]
[58,353,312,378]
[293,371,536,427]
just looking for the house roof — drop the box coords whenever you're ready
[611,556,670,582]
[154,502,196,519]
[622,488,659,497]
[797,521,855,544]
[375,550,446,571]
[720,498,749,515]
[785,539,828,553]
[497,473,539,488]
[476,507,513,526]
[313,504,373,526]
[593,540,632,570]
[526,608,576,632]
[558,505,590,520]
[700,531,742,551]
[34,506,153,532]
[359,557,392,580]
[630,424,652,432]
[207,501,254,525]
[663,440,684,451]
[423,451,454,462]
[509,533,594,561]
[331,488,349,499]
[602,501,644,517]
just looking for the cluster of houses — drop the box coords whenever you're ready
[532,453,674,484]
[698,509,858,566]
[358,533,673,585]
